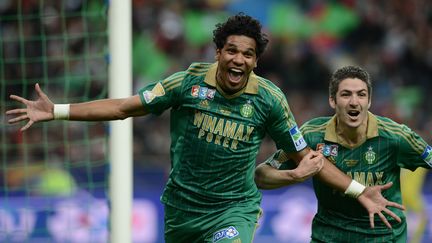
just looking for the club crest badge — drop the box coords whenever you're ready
[364,146,377,164]
[240,100,254,118]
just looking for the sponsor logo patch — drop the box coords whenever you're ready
[142,82,165,104]
[213,226,239,242]
[289,125,307,151]
[199,100,209,108]
[219,106,231,115]
[345,159,358,167]
[421,145,432,167]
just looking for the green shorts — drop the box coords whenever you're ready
[164,203,262,243]
[311,217,407,243]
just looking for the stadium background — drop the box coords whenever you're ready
[1,0,432,242]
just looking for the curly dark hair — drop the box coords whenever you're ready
[329,65,372,101]
[213,13,269,58]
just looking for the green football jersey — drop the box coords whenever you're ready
[138,62,307,213]
[275,112,431,241]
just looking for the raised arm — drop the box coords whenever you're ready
[6,83,148,131]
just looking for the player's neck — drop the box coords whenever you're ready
[336,119,368,149]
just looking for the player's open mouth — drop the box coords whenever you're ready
[228,68,244,83]
[347,110,360,118]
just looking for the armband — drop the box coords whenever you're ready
[53,104,70,120]
[344,180,366,198]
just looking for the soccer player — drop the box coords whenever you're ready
[7,14,402,242]
[255,65,432,242]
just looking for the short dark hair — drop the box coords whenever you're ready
[213,13,269,58]
[329,65,372,101]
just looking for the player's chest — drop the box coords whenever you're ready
[181,85,266,126]
[314,139,394,170]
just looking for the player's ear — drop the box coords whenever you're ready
[215,49,221,61]
[329,97,336,109]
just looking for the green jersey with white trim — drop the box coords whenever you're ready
[138,62,306,213]
[279,112,431,241]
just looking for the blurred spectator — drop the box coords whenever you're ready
[2,0,431,174]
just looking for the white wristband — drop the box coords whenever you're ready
[53,104,70,120]
[344,180,366,198]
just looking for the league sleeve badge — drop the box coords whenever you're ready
[421,145,432,167]
[142,82,165,104]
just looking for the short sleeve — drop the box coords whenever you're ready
[396,124,432,170]
[138,71,185,115]
[266,93,307,153]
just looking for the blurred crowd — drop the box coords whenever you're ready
[2,0,431,175]
[130,0,432,170]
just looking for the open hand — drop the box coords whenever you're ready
[357,182,405,229]
[6,83,54,131]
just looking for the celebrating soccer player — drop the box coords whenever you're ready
[7,14,403,242]
[255,65,431,242]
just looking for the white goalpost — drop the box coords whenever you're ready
[108,1,133,242]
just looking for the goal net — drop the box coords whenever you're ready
[1,1,109,241]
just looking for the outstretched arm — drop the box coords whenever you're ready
[304,154,405,228]
[6,83,147,131]
[255,149,405,228]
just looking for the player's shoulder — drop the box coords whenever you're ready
[300,117,331,135]
[375,114,429,154]
[164,62,211,88]
[256,75,282,92]
[254,74,285,101]
[375,115,414,138]
[186,62,213,77]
